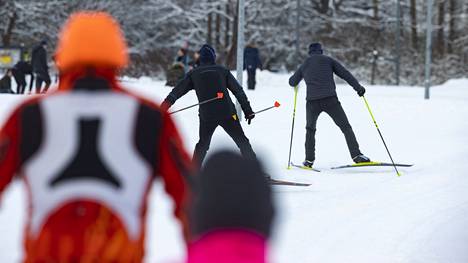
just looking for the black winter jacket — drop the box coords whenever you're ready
[289,52,364,100]
[31,45,48,75]
[244,47,262,70]
[14,61,33,75]
[0,75,13,93]
[164,63,253,121]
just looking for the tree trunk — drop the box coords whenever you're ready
[207,12,213,45]
[447,0,455,53]
[226,0,238,69]
[371,0,381,53]
[225,2,231,52]
[373,0,379,20]
[2,11,17,47]
[436,0,445,56]
[410,0,418,49]
[316,0,330,14]
[215,7,221,50]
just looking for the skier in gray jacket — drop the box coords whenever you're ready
[289,43,370,168]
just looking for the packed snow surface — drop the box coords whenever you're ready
[1,72,467,263]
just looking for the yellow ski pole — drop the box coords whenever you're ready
[362,96,401,176]
[287,86,299,169]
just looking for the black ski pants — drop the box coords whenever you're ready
[35,72,51,93]
[247,68,256,90]
[305,96,361,161]
[12,69,26,94]
[193,117,256,168]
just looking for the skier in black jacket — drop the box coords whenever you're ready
[31,40,51,94]
[244,44,262,90]
[289,43,370,168]
[162,44,256,168]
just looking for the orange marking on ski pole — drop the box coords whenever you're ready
[274,101,281,107]
[217,92,224,99]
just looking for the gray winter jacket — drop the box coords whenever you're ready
[289,52,364,100]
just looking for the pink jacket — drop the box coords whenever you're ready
[187,229,268,263]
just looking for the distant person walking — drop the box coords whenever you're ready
[289,43,370,168]
[176,47,190,73]
[31,39,51,93]
[166,47,191,87]
[188,51,200,71]
[12,60,33,94]
[244,44,263,90]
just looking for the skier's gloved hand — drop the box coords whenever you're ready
[161,100,172,112]
[357,86,366,97]
[246,113,255,125]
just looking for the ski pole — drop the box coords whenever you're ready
[362,96,401,176]
[249,101,281,116]
[287,86,299,169]
[170,93,224,115]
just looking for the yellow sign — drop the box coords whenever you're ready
[0,55,13,65]
[0,48,21,68]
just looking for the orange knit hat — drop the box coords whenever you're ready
[55,11,128,72]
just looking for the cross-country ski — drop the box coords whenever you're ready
[289,162,321,172]
[331,161,414,170]
[268,177,311,187]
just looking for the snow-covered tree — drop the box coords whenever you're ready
[1,0,465,83]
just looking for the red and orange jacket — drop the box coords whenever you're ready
[0,73,193,262]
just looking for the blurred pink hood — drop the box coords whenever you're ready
[187,229,268,263]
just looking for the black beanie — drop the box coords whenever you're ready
[199,44,216,64]
[308,42,323,54]
[191,150,275,238]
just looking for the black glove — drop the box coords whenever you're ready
[245,113,255,125]
[357,86,366,97]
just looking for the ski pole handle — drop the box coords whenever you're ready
[170,93,224,115]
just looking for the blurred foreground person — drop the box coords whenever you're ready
[188,151,275,263]
[0,11,193,263]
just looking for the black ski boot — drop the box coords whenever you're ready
[353,154,371,163]
[302,160,314,168]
